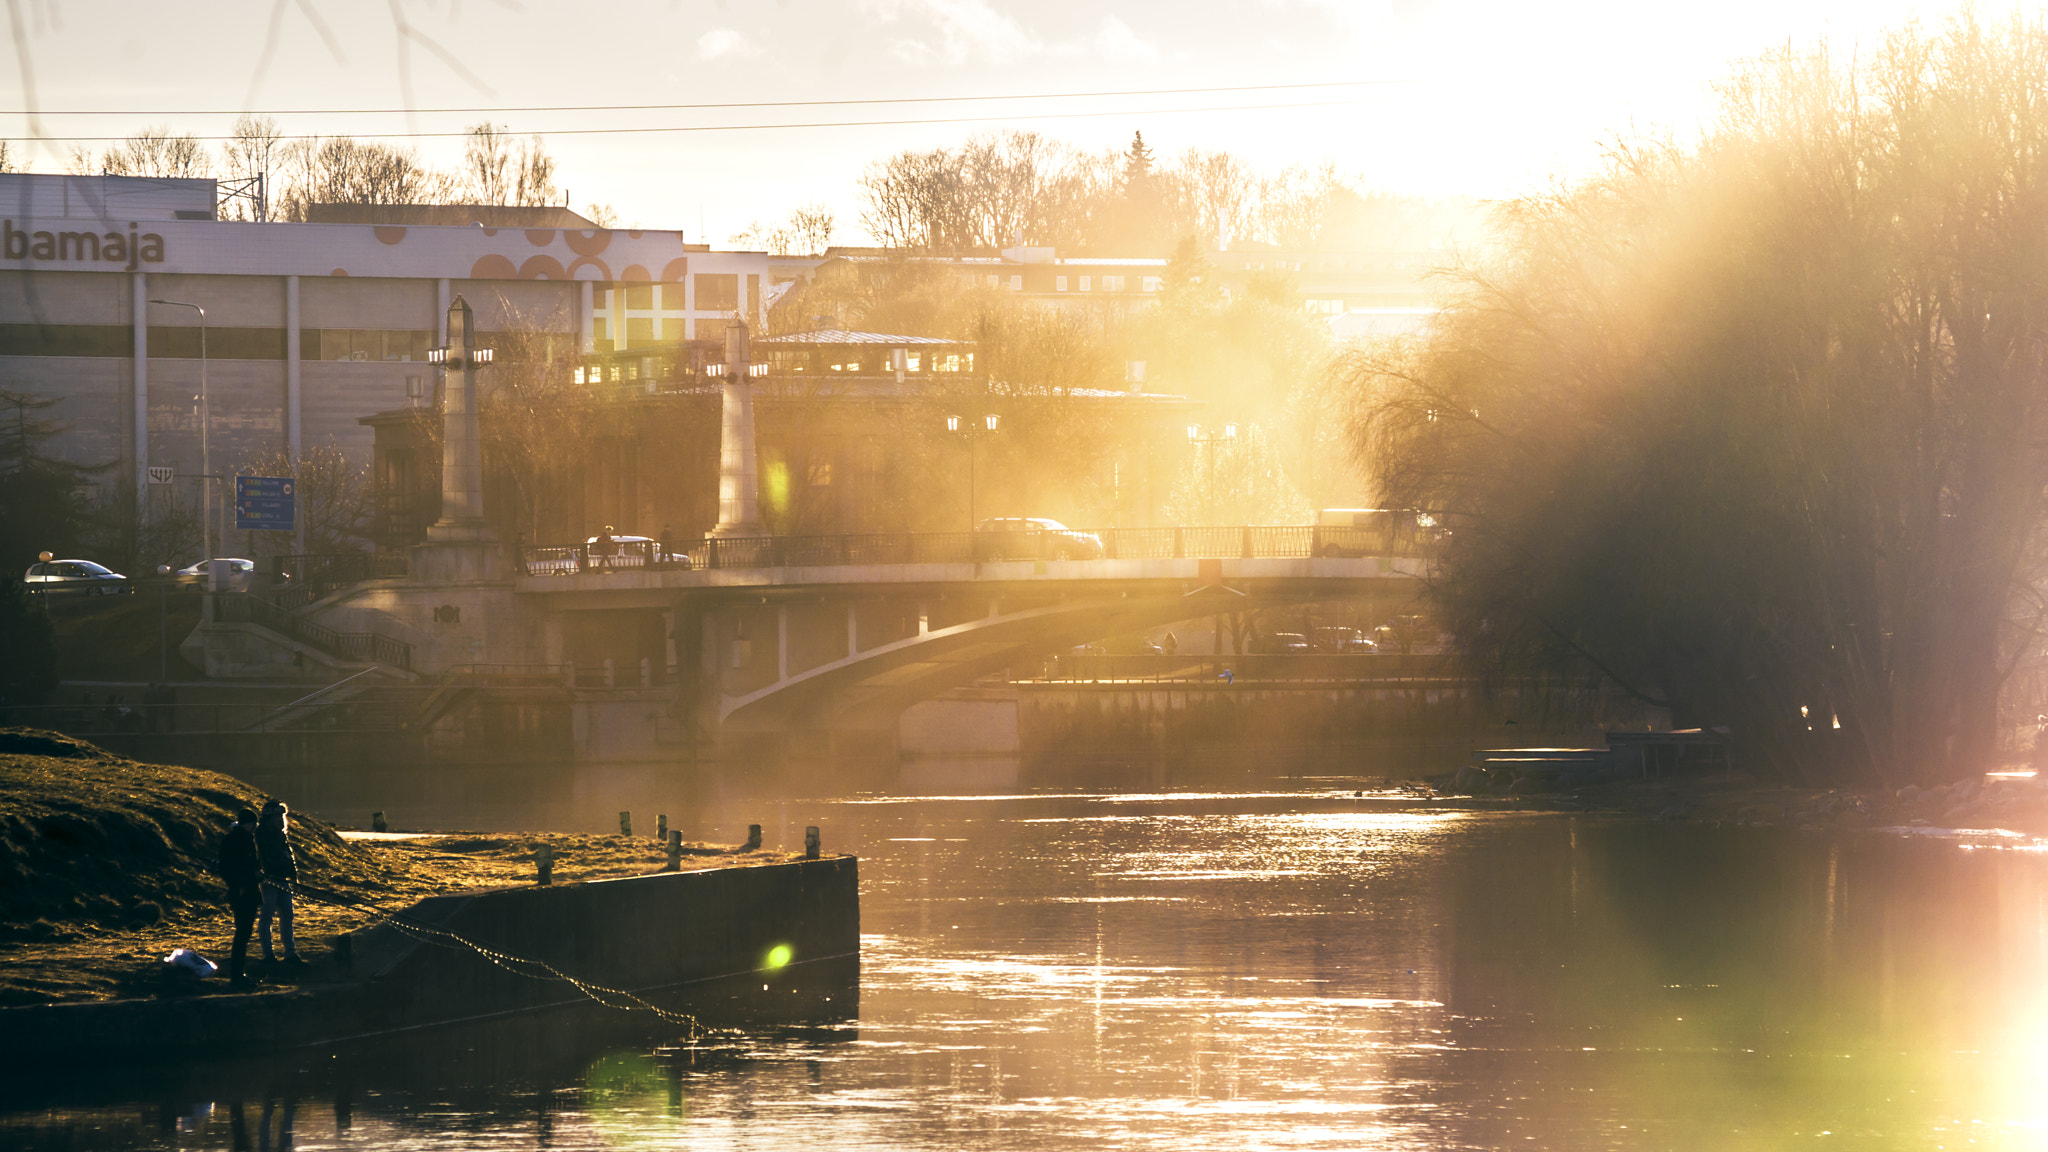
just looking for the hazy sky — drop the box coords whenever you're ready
[0,0,2012,243]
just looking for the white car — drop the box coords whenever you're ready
[174,558,266,589]
[23,559,132,596]
[975,517,1106,560]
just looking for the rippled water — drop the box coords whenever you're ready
[7,790,2048,1150]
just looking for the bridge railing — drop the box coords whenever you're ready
[212,593,415,671]
[519,525,1427,576]
[1027,652,1455,684]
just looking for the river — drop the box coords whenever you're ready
[5,787,2047,1150]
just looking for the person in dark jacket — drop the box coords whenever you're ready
[256,800,301,964]
[218,808,263,985]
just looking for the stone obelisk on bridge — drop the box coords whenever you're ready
[414,294,502,582]
[709,317,765,538]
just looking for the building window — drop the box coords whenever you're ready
[1009,275,1023,291]
[1143,276,1163,293]
[1103,275,1125,292]
[0,323,281,360]
[1055,275,1068,292]
[986,275,999,290]
[313,329,430,362]
[1079,276,1092,292]
[694,273,738,311]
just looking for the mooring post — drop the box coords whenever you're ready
[619,811,633,837]
[657,814,668,842]
[744,824,762,851]
[667,830,682,871]
[371,811,387,833]
[805,826,821,859]
[536,843,554,886]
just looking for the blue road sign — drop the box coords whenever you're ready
[235,475,297,532]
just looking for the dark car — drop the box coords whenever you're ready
[1312,626,1376,653]
[1251,631,1311,654]
[976,517,1105,560]
[24,559,132,596]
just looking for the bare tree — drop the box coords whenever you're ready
[461,122,558,206]
[96,126,208,179]
[860,146,970,252]
[275,137,452,220]
[232,442,368,557]
[1178,149,1256,251]
[733,202,836,255]
[221,115,285,221]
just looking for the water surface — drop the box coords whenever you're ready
[6,790,2047,1150]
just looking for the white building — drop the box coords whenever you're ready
[0,173,769,515]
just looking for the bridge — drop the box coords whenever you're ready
[507,526,1425,733]
[194,524,1426,771]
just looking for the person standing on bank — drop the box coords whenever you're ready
[218,808,263,986]
[256,800,303,964]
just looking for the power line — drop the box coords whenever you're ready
[2,79,1404,119]
[1,97,1380,145]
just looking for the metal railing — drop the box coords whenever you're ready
[1026,652,1456,685]
[0,701,412,735]
[520,525,1428,576]
[212,594,414,671]
[267,551,409,600]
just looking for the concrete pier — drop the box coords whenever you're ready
[0,856,859,1065]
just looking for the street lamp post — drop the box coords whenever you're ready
[947,412,1000,540]
[149,300,210,586]
[1186,422,1237,526]
[156,564,171,681]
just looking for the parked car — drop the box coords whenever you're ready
[975,517,1105,560]
[1312,626,1377,653]
[1251,631,1311,654]
[24,558,132,596]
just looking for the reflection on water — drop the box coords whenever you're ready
[6,791,2048,1149]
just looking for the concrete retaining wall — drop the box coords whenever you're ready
[0,856,858,1064]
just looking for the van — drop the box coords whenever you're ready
[1315,509,1411,558]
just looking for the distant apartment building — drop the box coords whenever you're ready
[0,172,769,515]
[785,243,1442,337]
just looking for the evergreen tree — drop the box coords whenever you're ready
[0,389,102,571]
[0,575,57,706]
[1121,132,1153,188]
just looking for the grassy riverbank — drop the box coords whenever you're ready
[0,729,797,1006]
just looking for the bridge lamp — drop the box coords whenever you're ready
[1186,423,1238,526]
[947,413,1001,537]
[425,346,493,370]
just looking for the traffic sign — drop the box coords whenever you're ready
[146,466,174,485]
[234,475,296,532]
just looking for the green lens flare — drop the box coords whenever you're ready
[765,943,793,969]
